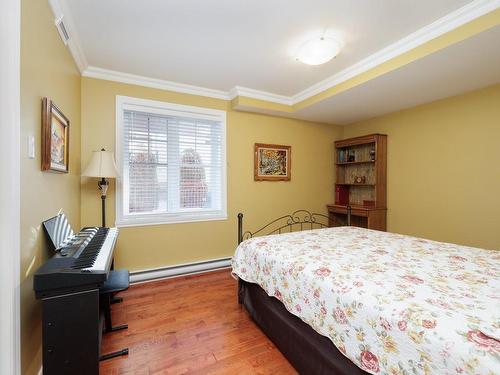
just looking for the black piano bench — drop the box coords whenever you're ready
[99,269,130,362]
[100,269,130,333]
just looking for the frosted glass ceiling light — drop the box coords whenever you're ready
[297,37,342,66]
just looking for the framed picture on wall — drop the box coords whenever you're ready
[254,143,291,181]
[42,97,70,173]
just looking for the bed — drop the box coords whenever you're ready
[232,211,500,375]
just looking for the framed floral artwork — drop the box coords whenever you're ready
[42,98,70,173]
[254,143,291,181]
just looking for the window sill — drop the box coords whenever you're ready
[115,213,228,228]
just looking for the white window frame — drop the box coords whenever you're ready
[115,95,227,227]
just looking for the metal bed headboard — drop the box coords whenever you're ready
[237,208,352,245]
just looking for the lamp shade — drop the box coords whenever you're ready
[83,150,119,178]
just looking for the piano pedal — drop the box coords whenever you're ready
[105,323,128,333]
[111,296,123,304]
[100,348,129,361]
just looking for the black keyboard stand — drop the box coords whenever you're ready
[111,296,123,304]
[100,348,129,361]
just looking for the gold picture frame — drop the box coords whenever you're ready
[41,98,70,173]
[254,143,291,181]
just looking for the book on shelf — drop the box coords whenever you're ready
[348,149,355,162]
[338,149,355,163]
[335,185,349,206]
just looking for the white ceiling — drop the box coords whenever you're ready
[64,0,472,96]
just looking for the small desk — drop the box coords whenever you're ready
[327,204,387,231]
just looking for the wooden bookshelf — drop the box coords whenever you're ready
[328,134,387,231]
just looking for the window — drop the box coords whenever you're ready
[115,96,227,226]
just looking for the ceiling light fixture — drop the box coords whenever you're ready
[296,36,342,66]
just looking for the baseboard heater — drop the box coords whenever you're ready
[129,257,232,283]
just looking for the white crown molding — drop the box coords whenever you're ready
[84,68,294,105]
[60,0,499,106]
[292,0,500,103]
[48,0,88,73]
[229,86,293,105]
[83,66,231,100]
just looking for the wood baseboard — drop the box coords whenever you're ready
[129,257,232,284]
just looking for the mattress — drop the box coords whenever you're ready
[231,226,500,374]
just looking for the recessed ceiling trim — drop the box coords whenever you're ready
[231,95,294,114]
[229,86,292,105]
[293,7,500,112]
[291,0,500,104]
[83,66,231,100]
[49,0,88,72]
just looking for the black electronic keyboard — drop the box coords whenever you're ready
[34,226,119,298]
[33,214,122,375]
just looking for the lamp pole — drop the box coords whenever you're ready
[98,177,109,227]
[97,147,111,228]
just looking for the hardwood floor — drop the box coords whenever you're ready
[100,270,297,375]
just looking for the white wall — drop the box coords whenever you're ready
[0,0,21,374]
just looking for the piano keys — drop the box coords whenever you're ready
[34,225,118,298]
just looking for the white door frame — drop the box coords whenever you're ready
[0,0,21,374]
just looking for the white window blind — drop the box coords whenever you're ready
[116,96,226,226]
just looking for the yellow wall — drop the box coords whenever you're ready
[81,78,342,271]
[342,84,500,250]
[20,1,81,374]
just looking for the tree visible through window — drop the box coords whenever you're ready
[116,96,226,226]
[180,149,208,208]
[129,152,159,213]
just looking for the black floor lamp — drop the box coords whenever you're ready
[82,148,119,227]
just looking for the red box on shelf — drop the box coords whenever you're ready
[335,185,349,206]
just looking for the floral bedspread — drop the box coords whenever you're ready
[231,226,500,375]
